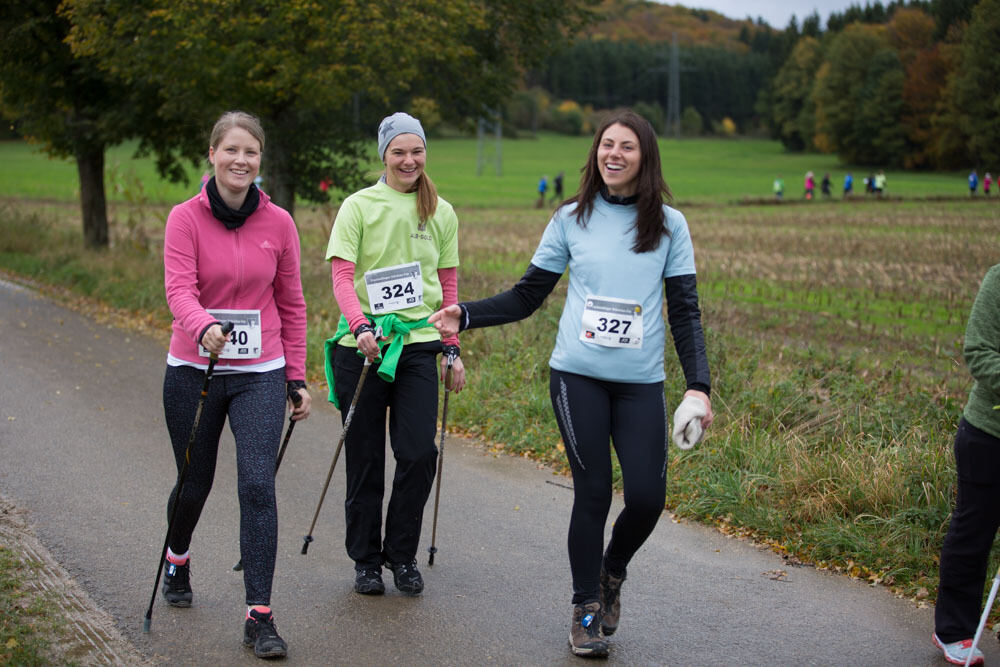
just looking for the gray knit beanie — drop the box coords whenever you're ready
[377,112,426,161]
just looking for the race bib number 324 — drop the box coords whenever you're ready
[365,262,424,314]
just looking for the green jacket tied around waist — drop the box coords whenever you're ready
[324,313,432,408]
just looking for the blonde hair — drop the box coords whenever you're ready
[415,172,438,223]
[210,111,265,152]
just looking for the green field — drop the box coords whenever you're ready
[0,135,972,208]
[1,135,999,609]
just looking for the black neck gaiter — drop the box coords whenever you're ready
[205,176,260,230]
[599,184,639,206]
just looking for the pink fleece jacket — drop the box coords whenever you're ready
[164,188,307,381]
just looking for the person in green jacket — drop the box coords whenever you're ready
[932,264,1000,666]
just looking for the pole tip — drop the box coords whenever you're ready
[427,545,437,566]
[301,535,313,554]
[233,560,243,571]
[143,618,151,633]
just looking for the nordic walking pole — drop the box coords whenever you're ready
[234,390,303,571]
[427,353,455,566]
[275,390,304,471]
[965,564,1000,665]
[301,357,372,554]
[144,320,233,633]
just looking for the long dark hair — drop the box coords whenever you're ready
[566,110,672,253]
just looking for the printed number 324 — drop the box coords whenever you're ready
[380,282,415,299]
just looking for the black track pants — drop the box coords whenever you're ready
[333,343,439,569]
[162,365,285,606]
[549,369,668,605]
[935,418,1000,642]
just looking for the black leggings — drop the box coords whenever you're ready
[936,418,1000,642]
[549,369,669,604]
[162,365,285,606]
[333,343,440,568]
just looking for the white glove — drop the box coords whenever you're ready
[672,396,707,450]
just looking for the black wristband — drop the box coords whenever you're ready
[459,304,471,332]
[442,344,460,361]
[286,380,306,402]
[353,322,375,339]
[198,321,223,346]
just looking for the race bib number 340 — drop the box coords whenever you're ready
[199,309,263,359]
[579,295,643,349]
[365,262,423,314]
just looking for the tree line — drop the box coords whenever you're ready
[519,0,997,171]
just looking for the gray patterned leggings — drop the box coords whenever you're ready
[162,365,285,606]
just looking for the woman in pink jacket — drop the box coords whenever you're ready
[160,111,310,659]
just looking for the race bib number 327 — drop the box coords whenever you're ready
[579,295,643,349]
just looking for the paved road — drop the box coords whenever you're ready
[0,277,981,665]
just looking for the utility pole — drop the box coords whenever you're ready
[476,108,502,177]
[666,32,681,139]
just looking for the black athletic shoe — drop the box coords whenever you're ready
[568,601,609,658]
[385,559,424,596]
[161,559,192,607]
[354,567,386,595]
[243,609,288,659]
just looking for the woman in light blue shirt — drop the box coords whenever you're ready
[431,110,712,658]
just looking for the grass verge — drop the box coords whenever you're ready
[0,544,56,664]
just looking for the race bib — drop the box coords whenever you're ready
[365,262,423,314]
[579,295,643,349]
[198,309,262,359]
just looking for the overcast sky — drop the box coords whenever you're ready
[682,0,867,28]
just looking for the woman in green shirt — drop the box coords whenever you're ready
[325,112,466,598]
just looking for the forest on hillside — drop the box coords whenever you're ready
[513,0,998,170]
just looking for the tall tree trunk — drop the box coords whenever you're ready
[265,132,296,218]
[76,145,108,248]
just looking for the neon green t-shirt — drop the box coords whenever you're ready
[326,179,459,346]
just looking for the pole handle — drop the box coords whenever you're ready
[204,320,235,366]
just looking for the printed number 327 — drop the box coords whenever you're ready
[597,318,630,334]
